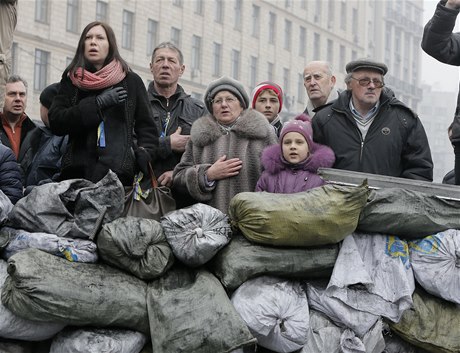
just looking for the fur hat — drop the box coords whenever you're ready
[251,81,283,113]
[39,82,60,109]
[204,76,249,113]
[346,58,388,75]
[279,114,313,147]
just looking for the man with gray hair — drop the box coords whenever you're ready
[312,58,433,181]
[0,75,41,182]
[303,61,339,117]
[148,41,205,207]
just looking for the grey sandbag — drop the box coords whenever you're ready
[229,183,368,247]
[0,259,65,341]
[1,249,149,334]
[49,327,147,353]
[161,203,231,267]
[0,190,13,226]
[97,216,174,280]
[7,170,124,239]
[209,235,338,291]
[389,286,460,353]
[358,188,460,239]
[147,266,256,353]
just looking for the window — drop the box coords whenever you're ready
[195,0,203,15]
[284,20,292,50]
[283,68,290,99]
[352,8,358,35]
[285,0,291,8]
[122,10,134,50]
[299,26,306,57]
[231,49,240,80]
[171,27,181,47]
[34,49,49,91]
[297,74,304,103]
[300,0,306,10]
[250,56,258,89]
[267,62,274,81]
[212,42,222,77]
[314,33,320,59]
[215,0,223,23]
[339,45,346,71]
[11,42,18,75]
[96,1,108,22]
[252,5,260,37]
[35,0,49,23]
[234,0,242,30]
[385,24,392,66]
[66,0,79,33]
[315,0,322,22]
[327,39,333,63]
[173,0,182,7]
[340,2,346,31]
[328,0,335,21]
[191,35,202,72]
[351,50,357,61]
[269,12,276,44]
[147,19,158,56]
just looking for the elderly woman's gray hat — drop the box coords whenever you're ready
[204,76,250,113]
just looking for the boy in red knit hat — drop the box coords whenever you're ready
[251,81,283,137]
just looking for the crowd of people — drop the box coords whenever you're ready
[6,1,460,214]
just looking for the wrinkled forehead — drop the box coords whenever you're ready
[6,81,27,94]
[352,69,383,78]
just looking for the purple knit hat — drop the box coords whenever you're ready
[279,114,313,148]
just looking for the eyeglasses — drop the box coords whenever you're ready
[212,97,238,105]
[351,77,384,88]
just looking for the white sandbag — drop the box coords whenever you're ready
[0,190,13,225]
[1,227,98,262]
[325,233,415,323]
[161,203,231,267]
[306,281,380,337]
[409,229,460,305]
[49,327,147,353]
[231,276,309,353]
[0,259,65,341]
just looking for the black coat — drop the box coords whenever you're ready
[49,71,158,186]
[312,88,434,181]
[0,144,22,204]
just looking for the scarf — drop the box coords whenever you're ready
[69,59,126,90]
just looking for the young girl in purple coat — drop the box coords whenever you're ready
[255,114,335,193]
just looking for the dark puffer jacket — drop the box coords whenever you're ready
[0,144,23,204]
[255,142,335,193]
[49,71,158,186]
[312,88,433,181]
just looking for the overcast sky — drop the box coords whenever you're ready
[422,0,460,91]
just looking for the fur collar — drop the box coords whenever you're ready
[191,109,272,147]
[261,142,335,174]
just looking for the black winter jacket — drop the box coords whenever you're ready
[312,88,434,181]
[49,71,158,186]
[0,144,23,204]
[147,82,205,178]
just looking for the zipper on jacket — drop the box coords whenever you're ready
[360,140,364,162]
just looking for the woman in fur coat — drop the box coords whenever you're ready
[173,76,277,213]
[256,114,335,193]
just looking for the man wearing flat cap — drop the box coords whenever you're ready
[312,58,433,181]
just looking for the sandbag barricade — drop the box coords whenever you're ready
[358,188,460,239]
[409,229,460,305]
[1,249,150,334]
[0,259,65,341]
[161,203,231,267]
[210,235,338,291]
[231,276,309,353]
[147,265,256,353]
[97,217,174,280]
[389,286,460,353]
[7,170,124,240]
[229,182,368,247]
[49,327,147,353]
[0,227,98,263]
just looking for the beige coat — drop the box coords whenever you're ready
[173,109,277,214]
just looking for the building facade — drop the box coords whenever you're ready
[11,0,424,121]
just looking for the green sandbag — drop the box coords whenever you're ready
[358,188,460,239]
[97,216,174,280]
[229,183,368,247]
[209,235,338,291]
[1,249,149,334]
[147,266,256,353]
[389,286,460,353]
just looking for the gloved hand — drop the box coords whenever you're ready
[135,147,152,178]
[96,87,127,110]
